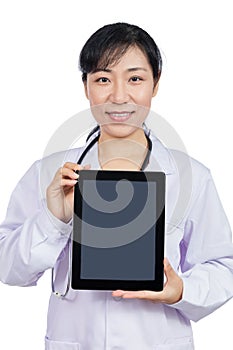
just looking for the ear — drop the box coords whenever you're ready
[83,81,89,100]
[152,80,159,97]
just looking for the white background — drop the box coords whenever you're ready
[0,0,233,348]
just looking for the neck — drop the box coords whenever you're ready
[98,128,148,170]
[99,126,147,144]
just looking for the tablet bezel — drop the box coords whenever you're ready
[71,170,165,291]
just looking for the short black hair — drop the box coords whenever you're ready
[79,22,162,83]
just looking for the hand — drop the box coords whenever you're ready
[112,258,183,304]
[46,162,90,223]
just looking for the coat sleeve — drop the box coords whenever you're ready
[0,160,72,286]
[169,170,233,322]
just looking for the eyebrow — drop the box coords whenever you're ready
[127,67,148,72]
[92,67,148,74]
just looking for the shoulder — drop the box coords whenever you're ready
[150,133,214,222]
[169,148,213,203]
[150,132,211,183]
[38,146,85,171]
[17,146,85,197]
[170,148,211,180]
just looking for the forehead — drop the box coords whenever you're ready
[97,46,152,72]
[114,46,148,64]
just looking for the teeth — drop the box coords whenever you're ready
[110,113,130,117]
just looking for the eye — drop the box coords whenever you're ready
[129,76,143,83]
[96,77,110,83]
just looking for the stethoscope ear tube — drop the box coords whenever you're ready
[51,239,72,298]
[51,267,71,298]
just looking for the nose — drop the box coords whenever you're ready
[109,81,130,104]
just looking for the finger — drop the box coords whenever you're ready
[60,167,79,180]
[112,290,163,301]
[47,174,77,192]
[122,291,148,299]
[60,179,78,187]
[112,290,125,297]
[123,291,164,301]
[63,162,82,171]
[75,164,91,174]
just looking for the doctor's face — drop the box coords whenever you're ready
[84,46,158,138]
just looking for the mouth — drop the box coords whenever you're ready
[105,111,135,122]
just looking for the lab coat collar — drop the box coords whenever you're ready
[148,132,176,175]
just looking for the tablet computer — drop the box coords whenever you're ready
[71,170,165,291]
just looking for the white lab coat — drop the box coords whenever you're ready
[0,131,233,350]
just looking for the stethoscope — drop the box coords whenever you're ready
[52,125,153,298]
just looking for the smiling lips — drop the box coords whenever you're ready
[106,111,135,122]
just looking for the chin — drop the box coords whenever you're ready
[101,124,140,138]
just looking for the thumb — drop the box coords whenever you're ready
[164,258,176,281]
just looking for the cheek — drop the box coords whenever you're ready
[135,88,154,106]
[88,89,108,105]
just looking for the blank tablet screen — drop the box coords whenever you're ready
[80,180,156,280]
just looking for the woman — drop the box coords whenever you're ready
[0,22,233,350]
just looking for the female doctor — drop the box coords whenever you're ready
[1,22,233,350]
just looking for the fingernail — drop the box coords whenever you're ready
[84,164,91,169]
